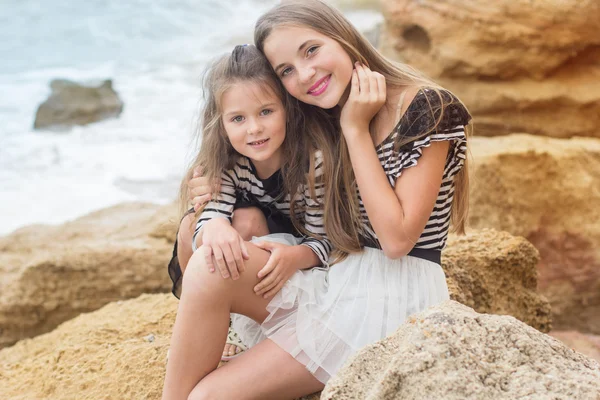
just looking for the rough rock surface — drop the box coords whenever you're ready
[551,330,600,363]
[380,0,600,138]
[468,134,600,334]
[0,293,320,400]
[0,202,178,348]
[321,301,600,400]
[34,79,124,130]
[443,229,550,333]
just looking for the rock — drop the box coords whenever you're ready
[0,293,321,400]
[380,0,600,138]
[550,331,600,363]
[443,229,551,333]
[0,294,176,400]
[468,134,600,334]
[33,79,124,130]
[321,301,600,400]
[0,202,179,348]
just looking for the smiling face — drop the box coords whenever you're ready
[220,81,286,178]
[263,25,354,109]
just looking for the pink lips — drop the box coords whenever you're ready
[307,75,331,96]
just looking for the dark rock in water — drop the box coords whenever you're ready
[33,79,124,130]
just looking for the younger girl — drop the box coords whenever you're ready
[162,43,337,399]
[165,1,473,399]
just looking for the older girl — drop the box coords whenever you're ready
[165,1,472,398]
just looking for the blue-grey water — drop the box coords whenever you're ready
[0,0,382,235]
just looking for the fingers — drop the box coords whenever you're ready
[191,194,211,210]
[376,73,387,104]
[255,272,280,297]
[193,165,203,178]
[203,245,215,273]
[221,244,239,280]
[355,62,369,94]
[263,280,285,299]
[239,238,250,260]
[350,68,359,98]
[212,246,230,279]
[231,242,245,274]
[256,255,277,280]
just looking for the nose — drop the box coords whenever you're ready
[298,65,316,84]
[246,118,262,135]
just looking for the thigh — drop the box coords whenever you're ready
[190,339,324,400]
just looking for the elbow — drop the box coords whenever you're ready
[381,241,413,260]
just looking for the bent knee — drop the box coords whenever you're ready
[232,207,268,240]
[181,250,230,297]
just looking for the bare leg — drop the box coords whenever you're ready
[162,242,274,400]
[177,207,268,274]
[176,213,195,274]
[189,339,324,400]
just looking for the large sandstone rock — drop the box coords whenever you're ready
[468,134,600,334]
[0,227,549,399]
[0,202,178,348]
[322,301,600,400]
[381,0,600,138]
[0,294,176,400]
[33,79,124,130]
[0,293,320,400]
[443,229,550,332]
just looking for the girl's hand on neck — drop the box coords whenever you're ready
[339,63,387,140]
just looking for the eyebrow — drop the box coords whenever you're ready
[274,40,312,74]
[223,102,278,117]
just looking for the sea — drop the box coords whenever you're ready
[0,0,382,235]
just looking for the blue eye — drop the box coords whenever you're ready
[307,45,318,55]
[281,67,293,77]
[231,115,244,123]
[260,109,273,116]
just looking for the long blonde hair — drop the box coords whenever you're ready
[179,44,336,235]
[255,0,472,255]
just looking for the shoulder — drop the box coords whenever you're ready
[398,87,471,139]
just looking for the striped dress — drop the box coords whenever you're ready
[232,88,472,385]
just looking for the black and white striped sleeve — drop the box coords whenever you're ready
[299,152,332,266]
[191,169,237,251]
[385,89,471,184]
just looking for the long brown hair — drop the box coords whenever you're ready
[179,44,337,235]
[255,0,472,255]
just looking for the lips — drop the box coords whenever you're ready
[307,75,331,96]
[248,138,269,146]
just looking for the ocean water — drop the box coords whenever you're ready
[0,0,382,235]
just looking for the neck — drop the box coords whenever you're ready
[252,152,282,180]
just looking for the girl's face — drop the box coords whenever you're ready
[263,26,353,109]
[221,81,286,178]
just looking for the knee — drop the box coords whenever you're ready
[232,207,268,240]
[181,250,229,298]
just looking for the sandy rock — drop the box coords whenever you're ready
[33,79,124,130]
[443,229,551,333]
[551,330,600,363]
[322,301,600,400]
[0,293,320,400]
[0,202,179,348]
[380,0,600,138]
[468,134,600,334]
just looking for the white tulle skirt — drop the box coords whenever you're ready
[231,233,450,384]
